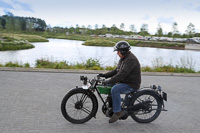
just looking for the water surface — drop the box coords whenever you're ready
[0,39,199,71]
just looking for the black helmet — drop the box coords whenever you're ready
[114,41,131,55]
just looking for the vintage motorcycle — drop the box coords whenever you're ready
[61,75,167,124]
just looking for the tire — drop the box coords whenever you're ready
[61,88,98,124]
[130,90,162,123]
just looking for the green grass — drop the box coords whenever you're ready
[0,61,30,67]
[142,57,197,73]
[0,39,35,51]
[35,58,104,70]
[0,58,199,73]
[44,34,93,41]
[83,37,185,49]
[1,33,48,42]
[128,40,184,49]
[83,39,116,47]
[141,65,196,73]
[0,33,49,51]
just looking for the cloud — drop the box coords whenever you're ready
[142,15,150,20]
[195,6,200,12]
[183,2,194,10]
[157,17,175,24]
[161,0,171,4]
[12,0,34,12]
[183,2,200,12]
[0,0,14,9]
[0,0,34,13]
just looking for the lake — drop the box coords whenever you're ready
[0,38,200,71]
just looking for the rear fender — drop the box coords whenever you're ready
[138,89,167,111]
[135,89,164,105]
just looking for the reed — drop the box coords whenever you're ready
[0,57,199,73]
[142,57,196,73]
[1,61,30,68]
[35,58,104,70]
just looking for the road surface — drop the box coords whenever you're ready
[0,71,200,133]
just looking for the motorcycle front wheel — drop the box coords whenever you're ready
[130,90,162,123]
[61,88,98,124]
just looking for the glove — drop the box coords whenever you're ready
[98,73,105,77]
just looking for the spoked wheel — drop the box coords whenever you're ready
[130,90,162,123]
[61,88,98,124]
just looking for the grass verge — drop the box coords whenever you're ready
[0,58,199,73]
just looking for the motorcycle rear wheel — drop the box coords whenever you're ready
[130,90,162,123]
[61,88,98,124]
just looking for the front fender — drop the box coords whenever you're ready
[77,87,99,118]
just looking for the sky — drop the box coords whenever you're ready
[0,0,200,34]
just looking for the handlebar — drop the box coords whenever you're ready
[80,75,105,86]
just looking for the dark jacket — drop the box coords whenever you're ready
[105,51,141,89]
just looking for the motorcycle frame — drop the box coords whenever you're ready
[80,76,167,115]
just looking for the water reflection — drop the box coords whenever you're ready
[0,38,199,71]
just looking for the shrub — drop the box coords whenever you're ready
[105,66,115,70]
[24,63,30,68]
[54,61,69,69]
[141,66,153,72]
[5,62,23,67]
[36,59,56,68]
[85,58,100,68]
[35,58,104,70]
[1,57,198,73]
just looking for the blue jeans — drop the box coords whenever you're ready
[111,83,136,113]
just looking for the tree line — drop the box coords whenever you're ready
[0,12,47,32]
[1,12,200,38]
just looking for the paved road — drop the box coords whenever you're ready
[0,71,200,133]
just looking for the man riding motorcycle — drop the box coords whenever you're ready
[99,41,141,123]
